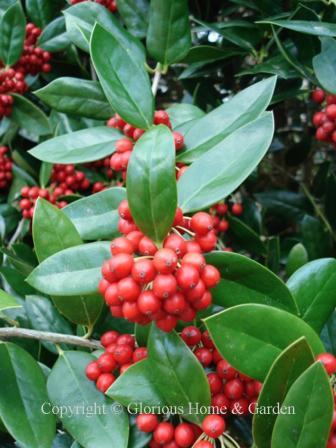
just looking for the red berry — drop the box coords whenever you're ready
[101,330,119,347]
[86,361,101,380]
[207,372,223,395]
[132,259,156,283]
[316,126,328,141]
[174,423,195,447]
[181,326,202,346]
[194,442,213,448]
[311,88,325,103]
[153,422,174,444]
[326,104,336,120]
[156,314,177,332]
[96,373,115,392]
[117,334,135,347]
[105,283,120,306]
[97,353,117,373]
[154,110,170,126]
[191,212,214,235]
[153,274,177,299]
[312,111,326,127]
[117,276,141,302]
[176,265,200,290]
[115,138,134,153]
[118,199,132,220]
[113,344,133,365]
[316,353,336,375]
[181,253,206,272]
[195,348,213,366]
[110,237,134,255]
[132,347,148,363]
[109,253,134,279]
[231,203,243,216]
[201,265,221,288]
[163,292,186,315]
[153,248,178,274]
[173,207,184,226]
[216,360,237,380]
[173,132,184,151]
[195,231,217,252]
[139,236,158,255]
[212,393,230,414]
[164,233,187,257]
[202,414,226,438]
[138,291,161,316]
[224,379,244,400]
[136,413,159,433]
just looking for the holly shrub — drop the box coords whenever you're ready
[1,1,336,447]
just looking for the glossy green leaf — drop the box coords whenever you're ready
[165,104,205,129]
[271,362,333,448]
[127,126,177,244]
[205,304,324,381]
[117,0,149,38]
[38,17,70,52]
[47,351,129,448]
[313,37,336,94]
[301,214,331,260]
[0,289,21,311]
[177,76,276,163]
[29,127,121,164]
[35,78,113,120]
[147,0,191,65]
[108,359,164,408]
[256,190,310,220]
[205,252,298,314]
[26,0,60,28]
[63,187,126,241]
[287,258,336,332]
[109,327,211,425]
[148,326,211,424]
[0,342,56,448]
[228,216,267,255]
[32,198,103,326]
[11,94,51,137]
[0,1,25,66]
[0,266,36,296]
[259,19,336,36]
[253,338,314,448]
[178,113,274,213]
[27,242,111,296]
[135,323,150,347]
[286,243,308,277]
[64,1,145,59]
[91,24,154,129]
[33,198,82,262]
[39,162,53,188]
[25,295,74,353]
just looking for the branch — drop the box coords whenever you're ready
[151,69,161,96]
[0,327,102,350]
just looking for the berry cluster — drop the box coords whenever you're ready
[51,164,91,193]
[311,88,336,147]
[70,0,117,12]
[108,111,184,179]
[99,201,220,332]
[14,23,52,76]
[85,330,147,392]
[182,326,261,417]
[0,69,27,117]
[0,146,13,190]
[316,353,336,447]
[19,186,68,219]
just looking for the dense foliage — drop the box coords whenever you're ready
[0,0,336,447]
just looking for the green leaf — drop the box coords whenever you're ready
[256,190,310,221]
[39,162,53,188]
[228,216,267,255]
[35,78,113,120]
[253,338,314,448]
[205,252,298,314]
[38,17,70,52]
[25,295,74,354]
[108,359,164,408]
[11,94,51,137]
[27,242,111,296]
[286,243,308,277]
[32,198,102,326]
[147,0,191,65]
[64,187,126,241]
[127,126,177,244]
[0,1,25,66]
[205,304,324,381]
[109,327,211,425]
[178,113,274,213]
[165,103,205,129]
[0,289,21,311]
[301,214,331,260]
[0,266,36,296]
[313,37,336,94]
[33,198,82,263]
[47,351,129,448]
[117,0,149,38]
[64,1,145,59]
[287,258,336,333]
[0,342,56,448]
[26,0,60,28]
[147,326,211,424]
[177,76,276,163]
[135,323,150,347]
[259,19,336,37]
[271,362,333,448]
[91,24,154,129]
[29,127,121,164]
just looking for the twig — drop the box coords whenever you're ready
[151,69,162,96]
[8,218,25,248]
[0,327,102,350]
